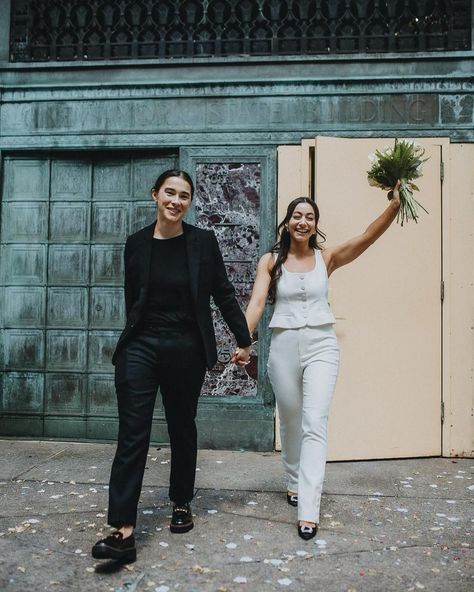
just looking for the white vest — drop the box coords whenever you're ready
[269,250,335,329]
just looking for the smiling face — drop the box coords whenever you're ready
[152,176,192,225]
[286,202,317,244]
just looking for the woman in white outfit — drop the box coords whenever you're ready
[239,184,400,540]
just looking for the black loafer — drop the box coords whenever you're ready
[170,503,194,533]
[91,531,136,563]
[287,492,298,507]
[297,522,318,541]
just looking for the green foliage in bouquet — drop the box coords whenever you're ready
[367,139,429,226]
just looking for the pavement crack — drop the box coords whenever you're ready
[11,449,69,481]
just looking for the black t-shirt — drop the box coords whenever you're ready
[144,234,196,331]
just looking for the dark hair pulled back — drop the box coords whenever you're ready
[268,197,326,303]
[152,169,194,199]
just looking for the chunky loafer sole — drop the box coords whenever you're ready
[92,543,137,563]
[170,520,194,533]
[170,504,194,533]
[91,532,137,563]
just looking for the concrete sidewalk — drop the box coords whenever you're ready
[0,440,472,592]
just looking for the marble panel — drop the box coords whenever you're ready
[195,163,260,397]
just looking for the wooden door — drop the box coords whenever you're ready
[312,137,442,460]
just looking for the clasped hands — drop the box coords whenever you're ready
[231,346,251,367]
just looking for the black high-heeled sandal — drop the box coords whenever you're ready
[297,522,318,541]
[287,492,298,507]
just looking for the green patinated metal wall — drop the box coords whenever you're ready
[0,0,472,450]
[0,149,276,449]
[0,152,177,439]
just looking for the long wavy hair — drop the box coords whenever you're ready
[268,197,326,303]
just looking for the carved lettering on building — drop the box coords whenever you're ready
[0,94,442,135]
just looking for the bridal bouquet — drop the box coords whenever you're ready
[367,139,429,226]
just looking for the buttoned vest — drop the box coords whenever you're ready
[269,250,336,329]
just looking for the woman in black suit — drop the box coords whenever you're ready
[92,170,252,563]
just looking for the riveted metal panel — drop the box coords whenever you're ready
[88,331,119,373]
[45,373,86,413]
[3,158,49,201]
[2,245,47,284]
[93,161,131,200]
[1,372,44,412]
[4,286,46,327]
[51,160,91,201]
[130,202,156,233]
[46,330,87,371]
[91,203,129,242]
[48,245,89,285]
[88,375,118,416]
[4,329,45,370]
[90,245,123,285]
[49,203,90,242]
[46,287,88,327]
[89,287,125,329]
[132,157,178,199]
[1,202,49,242]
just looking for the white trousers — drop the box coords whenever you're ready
[267,324,339,523]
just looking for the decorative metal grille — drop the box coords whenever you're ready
[10,0,472,62]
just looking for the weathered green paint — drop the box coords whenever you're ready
[0,0,472,449]
[0,149,276,450]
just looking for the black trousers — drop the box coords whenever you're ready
[107,327,206,528]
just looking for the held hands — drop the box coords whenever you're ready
[231,346,251,367]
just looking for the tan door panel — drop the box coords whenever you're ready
[313,136,442,460]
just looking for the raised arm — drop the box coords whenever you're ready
[245,252,273,336]
[323,184,401,277]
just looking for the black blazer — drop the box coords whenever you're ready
[112,221,252,369]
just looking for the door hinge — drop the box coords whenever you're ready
[440,160,445,181]
[440,280,445,302]
[441,401,445,423]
